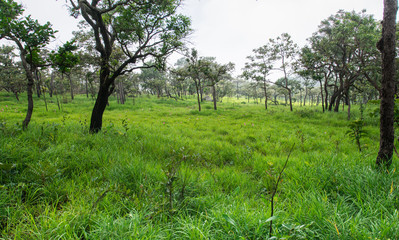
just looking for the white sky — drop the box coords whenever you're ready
[17,0,384,78]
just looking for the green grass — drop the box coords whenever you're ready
[1,92,398,239]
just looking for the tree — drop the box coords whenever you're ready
[269,33,298,111]
[201,58,234,110]
[50,41,80,100]
[139,66,167,97]
[0,0,56,129]
[0,45,25,100]
[242,44,274,110]
[67,0,191,133]
[376,0,398,168]
[307,10,380,116]
[184,49,204,111]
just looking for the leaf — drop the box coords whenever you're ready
[265,215,278,223]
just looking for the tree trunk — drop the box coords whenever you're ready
[195,80,201,111]
[90,84,109,133]
[334,93,342,112]
[376,0,397,168]
[49,72,54,97]
[319,80,325,112]
[14,91,20,101]
[22,74,34,129]
[288,89,293,111]
[212,84,217,110]
[68,74,74,100]
[85,75,89,98]
[35,69,41,98]
[263,81,268,110]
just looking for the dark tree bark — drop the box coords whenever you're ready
[49,71,55,97]
[263,80,268,110]
[90,84,110,133]
[376,0,398,168]
[212,84,217,110]
[195,80,201,111]
[34,69,41,98]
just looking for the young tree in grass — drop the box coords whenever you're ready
[376,0,398,168]
[66,0,191,133]
[0,0,56,129]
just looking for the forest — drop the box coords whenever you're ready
[0,0,399,239]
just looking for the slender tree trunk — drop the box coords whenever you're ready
[34,69,41,98]
[319,80,325,112]
[334,93,342,112]
[85,75,89,98]
[263,80,268,110]
[212,84,217,110]
[195,80,201,111]
[68,74,74,100]
[288,89,293,111]
[23,74,34,129]
[377,0,397,168]
[49,72,55,97]
[347,95,351,120]
[14,91,20,101]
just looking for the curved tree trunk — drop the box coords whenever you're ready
[89,84,109,133]
[22,76,34,129]
[376,0,397,168]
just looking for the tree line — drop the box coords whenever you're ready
[0,0,397,166]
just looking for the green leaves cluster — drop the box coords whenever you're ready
[50,41,80,74]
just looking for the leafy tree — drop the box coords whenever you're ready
[66,0,191,133]
[269,33,298,111]
[376,0,398,168]
[201,58,234,110]
[308,10,380,115]
[0,0,56,129]
[0,45,25,100]
[50,41,80,100]
[139,66,167,98]
[242,44,274,110]
[183,49,205,111]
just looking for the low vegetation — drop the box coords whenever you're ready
[1,93,398,239]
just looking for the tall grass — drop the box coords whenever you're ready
[0,92,398,239]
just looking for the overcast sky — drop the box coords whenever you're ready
[17,0,384,77]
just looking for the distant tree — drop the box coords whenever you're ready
[201,58,234,110]
[184,49,205,111]
[66,0,191,133]
[242,44,274,110]
[269,33,298,111]
[50,41,80,100]
[376,0,398,168]
[139,66,166,98]
[0,45,25,100]
[0,0,56,129]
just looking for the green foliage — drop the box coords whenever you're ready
[346,119,367,152]
[50,41,80,74]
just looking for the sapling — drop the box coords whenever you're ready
[346,119,366,152]
[268,144,295,237]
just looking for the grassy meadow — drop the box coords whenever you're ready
[1,92,399,239]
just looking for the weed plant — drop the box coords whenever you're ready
[0,92,398,239]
